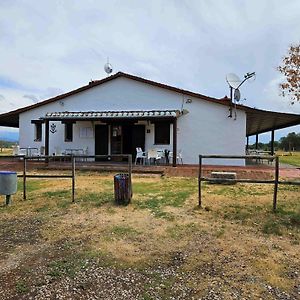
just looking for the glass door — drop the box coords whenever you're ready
[111,125,122,154]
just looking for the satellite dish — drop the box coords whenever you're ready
[104,62,113,75]
[234,89,241,102]
[226,73,241,89]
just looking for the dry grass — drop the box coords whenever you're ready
[0,172,299,299]
[0,147,13,156]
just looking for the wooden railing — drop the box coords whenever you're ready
[198,154,300,211]
[8,154,132,203]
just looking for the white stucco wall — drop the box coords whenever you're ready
[19,77,246,165]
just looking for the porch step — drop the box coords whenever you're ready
[210,171,237,184]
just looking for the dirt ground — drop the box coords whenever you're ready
[0,173,299,299]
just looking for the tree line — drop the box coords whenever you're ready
[249,132,300,152]
[0,140,16,152]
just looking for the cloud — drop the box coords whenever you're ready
[41,87,64,100]
[0,75,27,90]
[23,94,39,103]
[22,87,64,104]
[0,0,299,131]
[261,76,300,114]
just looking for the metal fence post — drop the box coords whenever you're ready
[273,156,279,211]
[128,154,132,196]
[198,155,202,207]
[71,155,75,202]
[23,157,27,200]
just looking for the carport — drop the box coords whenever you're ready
[244,106,300,154]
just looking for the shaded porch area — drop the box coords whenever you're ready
[42,110,183,167]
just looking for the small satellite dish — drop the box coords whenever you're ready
[104,61,113,75]
[234,89,241,102]
[226,73,241,89]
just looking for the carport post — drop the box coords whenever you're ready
[255,134,259,149]
[271,130,275,155]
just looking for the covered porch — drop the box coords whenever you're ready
[41,110,184,167]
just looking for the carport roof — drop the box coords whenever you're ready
[243,106,300,136]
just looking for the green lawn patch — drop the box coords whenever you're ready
[278,152,300,167]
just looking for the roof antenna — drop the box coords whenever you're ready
[225,72,256,120]
[104,57,113,76]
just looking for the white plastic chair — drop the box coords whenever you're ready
[12,145,19,156]
[147,149,162,165]
[39,146,45,156]
[55,147,62,156]
[135,147,147,165]
[82,147,88,161]
[169,149,183,164]
[83,147,88,155]
[18,148,27,156]
[156,149,165,162]
[30,148,39,156]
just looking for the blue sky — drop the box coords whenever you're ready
[0,0,300,142]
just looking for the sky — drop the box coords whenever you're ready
[0,0,300,143]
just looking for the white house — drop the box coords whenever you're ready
[0,72,300,166]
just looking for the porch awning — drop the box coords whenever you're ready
[43,110,184,120]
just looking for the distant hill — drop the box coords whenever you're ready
[0,131,19,142]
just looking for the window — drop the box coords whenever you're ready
[79,127,93,138]
[65,123,73,142]
[34,123,42,142]
[154,122,170,144]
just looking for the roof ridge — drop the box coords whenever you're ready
[0,71,229,121]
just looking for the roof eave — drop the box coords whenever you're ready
[0,72,232,122]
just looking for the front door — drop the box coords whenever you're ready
[111,124,145,160]
[95,125,109,160]
[111,125,122,154]
[131,125,145,160]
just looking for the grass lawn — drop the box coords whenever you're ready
[277,151,300,167]
[0,147,13,156]
[0,173,299,299]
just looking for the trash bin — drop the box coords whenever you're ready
[0,171,18,205]
[114,173,132,205]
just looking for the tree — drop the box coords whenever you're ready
[278,44,300,104]
[279,132,300,151]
